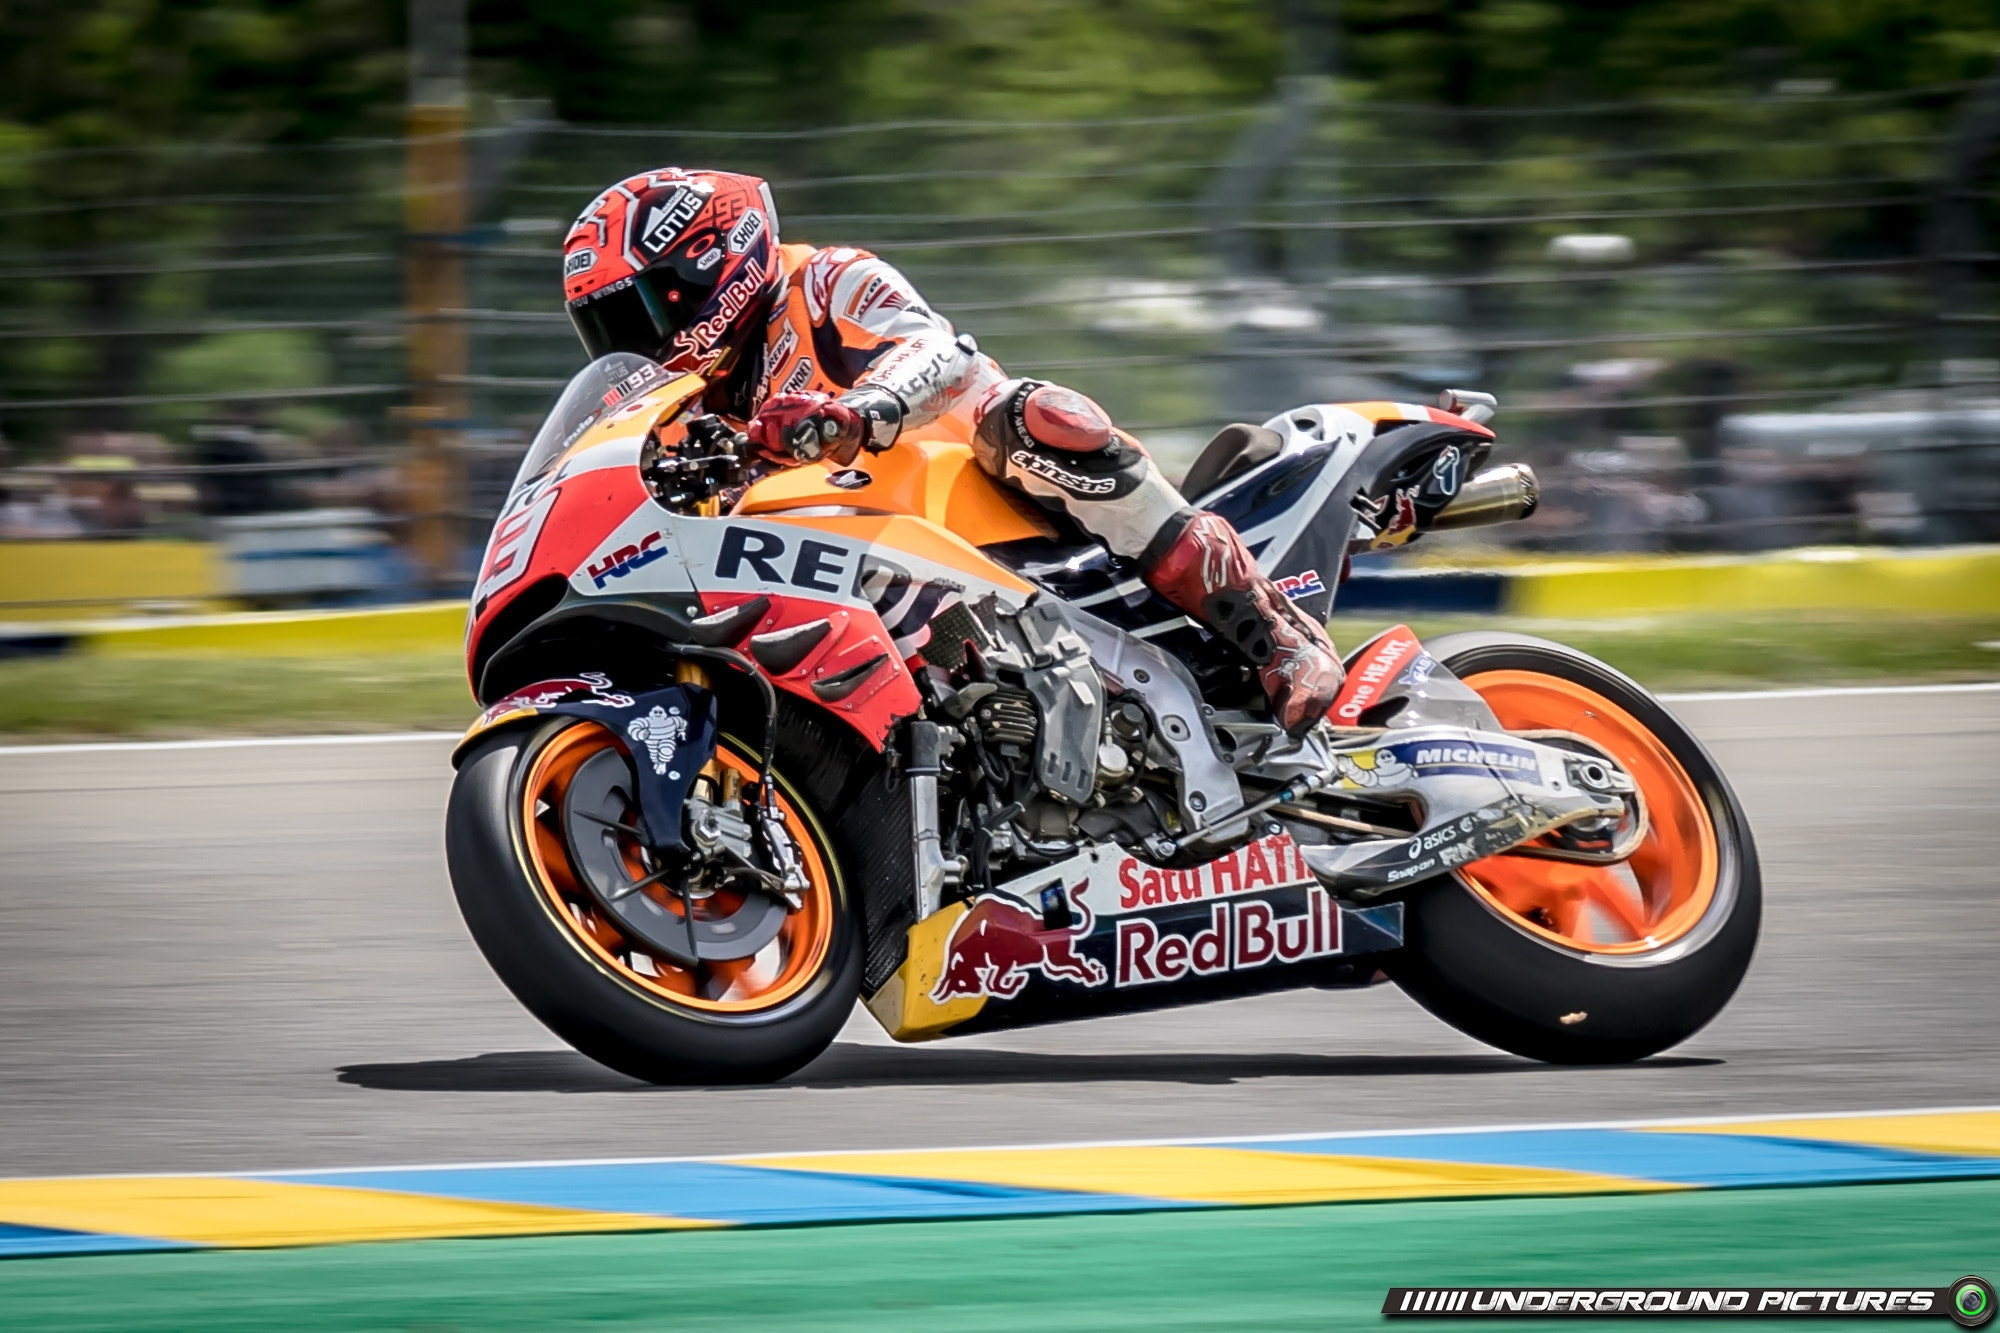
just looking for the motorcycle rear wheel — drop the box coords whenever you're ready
[447,716,861,1085]
[1384,632,1760,1064]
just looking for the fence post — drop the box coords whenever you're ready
[404,0,470,591]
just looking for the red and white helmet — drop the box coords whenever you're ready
[560,168,781,379]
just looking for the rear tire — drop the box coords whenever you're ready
[446,716,862,1085]
[1384,632,1760,1064]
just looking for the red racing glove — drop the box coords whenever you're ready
[746,391,864,466]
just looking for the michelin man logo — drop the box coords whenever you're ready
[627,705,689,777]
[1331,748,1414,789]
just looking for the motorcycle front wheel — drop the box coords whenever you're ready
[1384,632,1761,1064]
[447,716,861,1085]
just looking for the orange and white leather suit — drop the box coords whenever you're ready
[560,169,1343,734]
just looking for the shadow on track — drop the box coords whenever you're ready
[336,1043,1720,1093]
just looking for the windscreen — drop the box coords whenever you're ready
[509,352,678,491]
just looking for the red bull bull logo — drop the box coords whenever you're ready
[930,887,1107,1002]
[473,671,636,728]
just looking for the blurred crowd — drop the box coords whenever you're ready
[0,0,1994,596]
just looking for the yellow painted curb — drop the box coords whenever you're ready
[739,1145,1675,1208]
[1507,545,2000,617]
[1658,1111,2000,1159]
[0,1176,709,1248]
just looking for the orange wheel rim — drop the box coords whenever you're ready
[1455,670,1719,955]
[520,722,835,1012]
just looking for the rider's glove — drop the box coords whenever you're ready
[747,386,906,468]
[747,391,858,466]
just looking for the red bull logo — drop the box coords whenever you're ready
[473,672,635,728]
[1116,888,1343,988]
[931,887,1107,1001]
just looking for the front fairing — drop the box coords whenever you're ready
[466,362,707,685]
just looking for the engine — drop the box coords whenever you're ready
[917,596,1194,895]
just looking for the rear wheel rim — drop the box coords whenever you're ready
[519,722,836,1012]
[1455,669,1719,955]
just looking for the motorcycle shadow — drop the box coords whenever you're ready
[336,1045,1719,1094]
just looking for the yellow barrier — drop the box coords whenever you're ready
[12,542,1997,658]
[1507,545,2000,618]
[0,541,226,620]
[79,601,465,657]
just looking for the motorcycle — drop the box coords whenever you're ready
[446,352,1760,1083]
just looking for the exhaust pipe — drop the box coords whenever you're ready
[1430,463,1538,531]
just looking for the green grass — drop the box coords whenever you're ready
[0,612,1996,742]
[0,650,475,742]
[1329,610,2000,693]
[0,1180,1993,1332]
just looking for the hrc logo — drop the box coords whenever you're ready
[1275,569,1326,601]
[587,531,669,588]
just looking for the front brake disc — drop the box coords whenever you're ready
[561,745,787,967]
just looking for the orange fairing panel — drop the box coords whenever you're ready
[1337,401,1496,440]
[756,512,1037,597]
[738,433,1056,546]
[564,374,707,462]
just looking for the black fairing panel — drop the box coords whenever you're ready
[979,421,1490,633]
[976,537,1180,634]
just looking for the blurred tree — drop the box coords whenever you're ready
[0,0,403,439]
[0,0,1994,455]
[1338,0,2000,104]
[470,0,1283,126]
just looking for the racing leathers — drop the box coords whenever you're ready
[730,242,1344,736]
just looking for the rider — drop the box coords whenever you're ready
[559,167,1345,736]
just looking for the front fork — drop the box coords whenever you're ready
[678,658,810,903]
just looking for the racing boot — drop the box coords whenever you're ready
[1141,510,1345,737]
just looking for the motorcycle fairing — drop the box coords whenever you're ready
[568,509,1039,747]
[467,370,708,671]
[985,405,1379,636]
[736,432,1057,548]
[452,677,719,854]
[865,834,1406,1041]
[991,402,1495,637]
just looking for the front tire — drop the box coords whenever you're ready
[446,717,861,1084]
[1384,632,1761,1064]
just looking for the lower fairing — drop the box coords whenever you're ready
[865,832,1405,1041]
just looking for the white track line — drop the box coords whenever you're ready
[0,731,458,756]
[1,680,1994,756]
[35,1102,1998,1183]
[1658,680,2000,703]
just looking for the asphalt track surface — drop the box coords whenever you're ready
[2,686,1997,1178]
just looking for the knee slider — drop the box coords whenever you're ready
[975,378,1117,456]
[1020,383,1116,453]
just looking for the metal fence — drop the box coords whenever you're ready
[2,73,1995,594]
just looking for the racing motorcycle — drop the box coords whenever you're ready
[446,352,1760,1083]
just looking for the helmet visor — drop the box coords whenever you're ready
[566,263,718,363]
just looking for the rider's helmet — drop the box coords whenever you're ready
[560,168,781,379]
